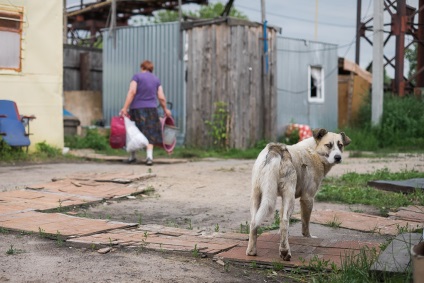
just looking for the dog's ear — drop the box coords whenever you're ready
[340,132,351,146]
[312,128,328,141]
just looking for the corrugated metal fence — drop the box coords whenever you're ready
[102,23,185,142]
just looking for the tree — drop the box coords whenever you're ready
[154,2,248,23]
[405,43,417,85]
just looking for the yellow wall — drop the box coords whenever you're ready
[0,0,64,150]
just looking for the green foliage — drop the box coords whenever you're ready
[65,128,110,151]
[154,2,248,23]
[406,43,417,84]
[317,168,424,215]
[344,93,424,151]
[35,141,61,158]
[205,101,229,150]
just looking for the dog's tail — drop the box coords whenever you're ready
[251,143,288,227]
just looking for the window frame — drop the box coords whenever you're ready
[307,65,325,103]
[0,6,24,73]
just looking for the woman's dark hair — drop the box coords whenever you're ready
[140,60,154,72]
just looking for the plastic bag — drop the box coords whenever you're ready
[109,116,126,149]
[124,116,149,152]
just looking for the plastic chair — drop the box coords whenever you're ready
[0,100,36,149]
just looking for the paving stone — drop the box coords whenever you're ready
[0,211,135,237]
[388,205,424,223]
[0,190,90,211]
[371,233,422,273]
[292,209,424,235]
[215,233,383,270]
[67,225,243,256]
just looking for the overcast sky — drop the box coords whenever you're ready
[67,0,420,77]
[208,0,420,77]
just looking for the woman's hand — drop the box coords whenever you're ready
[164,108,172,117]
[119,108,128,117]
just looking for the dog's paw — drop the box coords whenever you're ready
[279,249,291,261]
[246,248,257,256]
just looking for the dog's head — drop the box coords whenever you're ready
[312,128,351,165]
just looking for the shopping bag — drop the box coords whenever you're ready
[124,116,149,152]
[109,116,126,149]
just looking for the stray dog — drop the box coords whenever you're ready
[246,128,351,261]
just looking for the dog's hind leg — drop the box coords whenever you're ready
[278,165,296,261]
[300,197,314,237]
[246,189,261,256]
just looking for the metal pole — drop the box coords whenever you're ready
[314,0,319,40]
[372,0,384,126]
[394,0,406,96]
[416,0,424,88]
[355,0,362,64]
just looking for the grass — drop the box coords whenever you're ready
[317,168,424,215]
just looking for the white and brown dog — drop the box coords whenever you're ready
[246,128,351,261]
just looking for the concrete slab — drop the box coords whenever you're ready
[368,178,424,194]
[215,232,381,269]
[371,233,422,273]
[292,210,424,235]
[62,172,156,184]
[0,211,136,238]
[389,205,424,223]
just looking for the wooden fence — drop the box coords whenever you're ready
[63,44,102,91]
[183,18,277,149]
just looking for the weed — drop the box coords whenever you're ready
[186,219,193,230]
[147,168,152,174]
[6,245,16,255]
[272,261,284,271]
[240,221,250,234]
[56,230,64,246]
[38,227,47,238]
[214,223,220,232]
[204,101,229,150]
[0,227,9,234]
[224,261,230,272]
[326,215,342,228]
[90,243,97,251]
[192,244,200,258]
[250,261,257,269]
[57,199,63,212]
[137,213,143,225]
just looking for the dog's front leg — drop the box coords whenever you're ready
[246,224,258,256]
[300,197,314,237]
[279,186,295,261]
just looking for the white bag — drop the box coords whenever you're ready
[124,116,149,152]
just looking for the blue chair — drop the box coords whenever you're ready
[0,100,36,149]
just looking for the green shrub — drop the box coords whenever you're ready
[344,93,424,151]
[65,128,109,151]
[35,141,61,158]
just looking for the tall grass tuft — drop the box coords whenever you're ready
[343,93,424,151]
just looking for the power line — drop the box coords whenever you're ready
[235,3,356,28]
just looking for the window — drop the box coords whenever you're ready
[0,7,23,72]
[308,65,324,103]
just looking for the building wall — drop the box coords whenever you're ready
[0,0,64,149]
[276,37,338,137]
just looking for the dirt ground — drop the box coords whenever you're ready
[0,152,423,282]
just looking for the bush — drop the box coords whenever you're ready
[65,128,110,151]
[344,93,424,151]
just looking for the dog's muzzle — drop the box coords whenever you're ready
[334,155,342,163]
